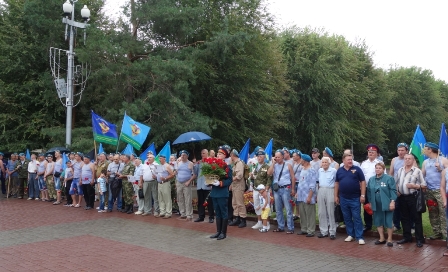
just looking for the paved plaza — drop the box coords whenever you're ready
[0,198,447,272]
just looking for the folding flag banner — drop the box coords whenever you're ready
[439,123,448,158]
[121,144,134,156]
[264,138,273,163]
[91,110,118,145]
[155,141,171,164]
[26,149,31,160]
[62,153,68,170]
[98,143,105,154]
[239,138,250,164]
[409,124,426,167]
[140,142,156,161]
[119,113,151,150]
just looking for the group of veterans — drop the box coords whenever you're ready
[0,142,448,251]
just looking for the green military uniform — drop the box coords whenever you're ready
[17,160,29,197]
[121,162,135,205]
[252,163,272,188]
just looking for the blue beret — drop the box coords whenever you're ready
[366,144,380,152]
[275,149,284,156]
[254,146,261,153]
[0,152,3,156]
[159,154,166,158]
[256,150,266,156]
[38,153,45,157]
[301,154,312,162]
[19,153,25,156]
[179,150,189,156]
[425,142,439,149]
[396,142,409,150]
[292,149,301,156]
[231,149,239,157]
[222,145,231,152]
[12,152,18,155]
[324,147,333,157]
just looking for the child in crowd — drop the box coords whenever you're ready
[97,169,107,212]
[255,184,270,233]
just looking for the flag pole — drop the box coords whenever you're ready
[94,140,97,162]
[116,111,126,153]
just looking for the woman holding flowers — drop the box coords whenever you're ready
[206,147,233,240]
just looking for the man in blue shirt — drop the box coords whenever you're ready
[335,153,366,245]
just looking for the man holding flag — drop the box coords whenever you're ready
[422,142,448,240]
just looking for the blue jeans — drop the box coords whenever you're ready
[273,187,294,231]
[108,183,122,210]
[37,175,46,191]
[28,173,39,198]
[340,196,364,240]
[99,193,106,210]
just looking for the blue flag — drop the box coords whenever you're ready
[410,124,426,167]
[62,153,69,170]
[26,149,31,160]
[98,143,105,155]
[439,123,448,157]
[239,138,250,164]
[155,141,171,164]
[120,113,151,150]
[91,110,118,145]
[264,138,273,163]
[121,144,134,155]
[140,143,156,161]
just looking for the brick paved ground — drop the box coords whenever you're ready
[0,197,447,271]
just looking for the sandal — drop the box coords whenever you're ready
[74,204,80,208]
[286,230,294,234]
[273,229,284,232]
[53,201,61,205]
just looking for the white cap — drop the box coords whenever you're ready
[255,184,265,191]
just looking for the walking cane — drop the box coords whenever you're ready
[7,175,10,199]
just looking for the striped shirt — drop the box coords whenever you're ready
[396,166,426,195]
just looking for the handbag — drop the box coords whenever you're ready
[54,172,61,178]
[138,188,144,199]
[334,204,343,222]
[415,188,426,213]
[272,163,285,192]
[110,164,122,190]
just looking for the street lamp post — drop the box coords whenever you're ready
[53,0,91,148]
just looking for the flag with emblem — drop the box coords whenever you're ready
[155,141,171,164]
[409,124,426,167]
[91,110,118,145]
[439,123,448,158]
[264,138,273,163]
[119,113,151,150]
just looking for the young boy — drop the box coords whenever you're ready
[97,169,107,212]
[255,184,270,233]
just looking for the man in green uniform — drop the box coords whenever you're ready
[250,150,272,230]
[118,155,135,214]
[17,153,30,199]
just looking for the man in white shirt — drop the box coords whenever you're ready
[138,154,159,216]
[27,154,39,200]
[360,144,382,232]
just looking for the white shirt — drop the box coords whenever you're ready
[140,162,159,181]
[361,158,387,183]
[28,160,38,173]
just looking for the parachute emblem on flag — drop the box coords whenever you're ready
[99,121,110,134]
[131,123,141,136]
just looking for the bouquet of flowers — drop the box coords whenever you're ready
[200,158,228,184]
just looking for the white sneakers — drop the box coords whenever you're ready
[252,222,262,229]
[344,236,365,244]
[344,236,354,242]
[134,211,143,215]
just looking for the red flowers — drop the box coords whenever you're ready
[146,162,150,165]
[201,158,228,179]
[202,201,208,207]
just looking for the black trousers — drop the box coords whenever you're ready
[364,194,372,229]
[65,180,73,204]
[197,189,214,219]
[82,183,95,208]
[228,191,234,220]
[399,194,423,241]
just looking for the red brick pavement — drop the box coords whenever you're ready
[1,198,448,271]
[0,235,239,272]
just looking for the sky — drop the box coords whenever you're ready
[105,0,448,82]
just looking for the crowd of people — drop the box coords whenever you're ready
[0,142,447,254]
